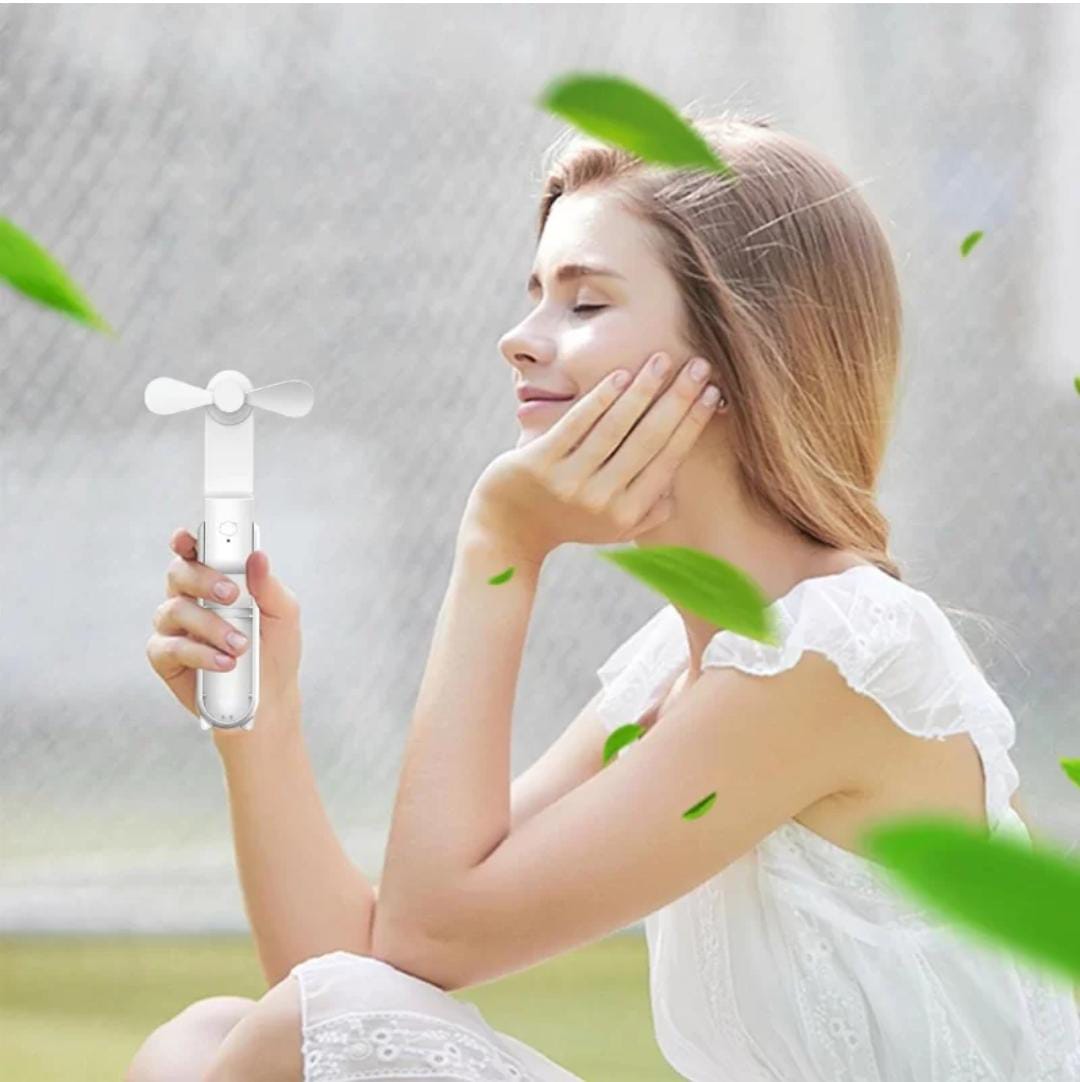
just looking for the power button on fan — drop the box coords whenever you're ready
[219,521,238,537]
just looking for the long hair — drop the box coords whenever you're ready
[536,107,903,580]
[535,106,1011,681]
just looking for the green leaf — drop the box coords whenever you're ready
[1061,758,1080,789]
[682,792,717,820]
[537,74,735,177]
[596,544,778,645]
[0,218,115,334]
[602,722,644,766]
[960,230,984,257]
[860,813,1080,982]
[1074,375,1080,397]
[487,566,515,585]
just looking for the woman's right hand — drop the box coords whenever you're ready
[146,527,303,728]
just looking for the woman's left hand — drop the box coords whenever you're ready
[461,351,722,568]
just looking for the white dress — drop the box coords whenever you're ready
[288,563,1080,1082]
[288,951,585,1080]
[594,563,1080,1080]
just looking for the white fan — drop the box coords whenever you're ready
[145,370,314,731]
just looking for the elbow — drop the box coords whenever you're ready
[368,901,403,967]
[369,881,425,961]
[371,918,466,992]
[370,900,470,993]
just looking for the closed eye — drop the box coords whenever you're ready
[572,305,607,316]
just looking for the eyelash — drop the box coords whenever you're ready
[572,304,607,316]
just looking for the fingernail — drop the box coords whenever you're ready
[214,581,236,600]
[702,386,720,406]
[690,358,709,381]
[226,632,248,650]
[214,653,234,668]
[651,353,670,376]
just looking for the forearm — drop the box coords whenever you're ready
[373,530,541,947]
[213,685,377,988]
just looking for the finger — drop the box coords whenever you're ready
[589,351,684,473]
[170,527,198,560]
[153,595,250,656]
[534,366,638,467]
[586,357,715,506]
[621,386,718,517]
[556,354,703,485]
[165,550,241,604]
[147,631,237,680]
[244,549,298,621]
[598,354,713,478]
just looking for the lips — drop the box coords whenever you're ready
[522,394,573,402]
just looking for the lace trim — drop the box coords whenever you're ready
[595,604,684,741]
[1014,962,1080,1080]
[691,849,1080,1080]
[594,568,1021,829]
[692,872,780,1081]
[760,811,1038,933]
[760,821,948,935]
[299,1008,533,1081]
[786,899,883,1079]
[915,949,1080,1080]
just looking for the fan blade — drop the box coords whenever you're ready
[245,380,314,418]
[144,377,214,415]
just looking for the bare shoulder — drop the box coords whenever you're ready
[782,645,910,796]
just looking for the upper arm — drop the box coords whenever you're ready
[382,649,878,991]
[508,686,610,833]
[1009,787,1032,836]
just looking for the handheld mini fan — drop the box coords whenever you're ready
[144,370,314,732]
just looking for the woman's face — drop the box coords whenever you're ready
[499,190,695,447]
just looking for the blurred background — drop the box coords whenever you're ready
[2,4,1078,1079]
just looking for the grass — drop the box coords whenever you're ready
[0,932,682,1081]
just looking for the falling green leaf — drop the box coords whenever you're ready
[861,813,1080,982]
[488,566,515,585]
[602,722,645,766]
[596,544,778,645]
[682,791,717,820]
[0,217,115,334]
[537,73,735,177]
[1062,758,1080,789]
[960,230,984,257]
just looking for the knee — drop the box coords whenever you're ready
[175,996,261,1028]
[202,976,304,1082]
[125,996,258,1082]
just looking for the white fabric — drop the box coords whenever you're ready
[289,950,584,1081]
[595,564,1080,1081]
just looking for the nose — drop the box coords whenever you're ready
[499,332,551,388]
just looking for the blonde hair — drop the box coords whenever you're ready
[535,107,904,582]
[534,107,1017,683]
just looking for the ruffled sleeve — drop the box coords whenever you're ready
[700,572,1022,833]
[595,604,686,736]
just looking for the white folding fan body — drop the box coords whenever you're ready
[144,369,314,732]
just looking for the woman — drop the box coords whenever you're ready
[131,112,1080,1081]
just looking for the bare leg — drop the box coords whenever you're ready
[124,996,257,1082]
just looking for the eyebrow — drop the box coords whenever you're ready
[526,262,626,295]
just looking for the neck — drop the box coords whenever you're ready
[632,446,855,679]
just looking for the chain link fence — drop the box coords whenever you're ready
[1,4,1078,932]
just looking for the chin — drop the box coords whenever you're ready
[515,425,545,447]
